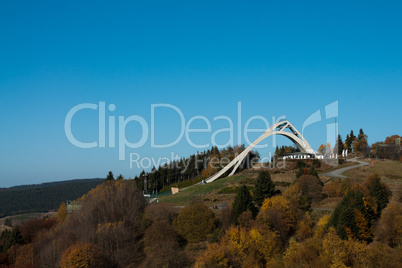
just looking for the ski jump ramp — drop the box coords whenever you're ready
[205,120,316,183]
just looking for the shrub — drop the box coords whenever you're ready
[374,203,402,247]
[295,175,323,203]
[145,203,178,224]
[173,203,216,243]
[144,220,187,267]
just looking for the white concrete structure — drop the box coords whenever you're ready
[205,120,316,183]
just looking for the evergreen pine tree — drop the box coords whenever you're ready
[337,134,343,155]
[232,185,255,224]
[105,171,114,182]
[254,170,276,206]
[367,173,389,213]
[345,130,356,151]
[328,188,375,241]
[358,129,365,141]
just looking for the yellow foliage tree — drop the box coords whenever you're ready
[14,244,34,266]
[375,203,402,247]
[322,228,348,263]
[283,238,302,267]
[260,197,272,211]
[384,135,401,144]
[318,144,325,154]
[258,195,296,242]
[354,209,372,241]
[173,202,216,243]
[315,214,331,237]
[57,202,68,224]
[195,225,281,267]
[60,242,104,268]
[194,242,230,268]
[295,212,315,242]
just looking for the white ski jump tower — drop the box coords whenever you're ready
[205,119,316,183]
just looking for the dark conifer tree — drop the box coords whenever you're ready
[328,188,375,241]
[254,170,276,206]
[105,171,114,182]
[367,173,389,213]
[232,185,256,224]
[337,134,343,155]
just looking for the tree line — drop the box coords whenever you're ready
[106,145,259,193]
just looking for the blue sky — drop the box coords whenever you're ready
[0,1,401,187]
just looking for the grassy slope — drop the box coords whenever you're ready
[159,159,402,211]
[159,172,249,206]
[344,160,402,181]
[158,160,357,206]
[343,160,402,195]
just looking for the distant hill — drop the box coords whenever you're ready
[0,178,104,218]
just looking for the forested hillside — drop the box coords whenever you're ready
[0,167,400,267]
[0,179,104,217]
[133,145,259,192]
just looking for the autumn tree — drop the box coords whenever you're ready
[144,220,187,267]
[60,243,104,268]
[254,170,276,207]
[318,144,325,154]
[57,202,68,224]
[237,210,255,229]
[354,209,372,241]
[145,203,178,224]
[173,203,216,243]
[374,203,402,247]
[19,217,56,244]
[283,183,311,214]
[295,174,323,203]
[283,237,323,267]
[384,134,401,144]
[295,212,316,242]
[258,196,296,243]
[34,180,148,267]
[14,244,34,267]
[195,226,281,267]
